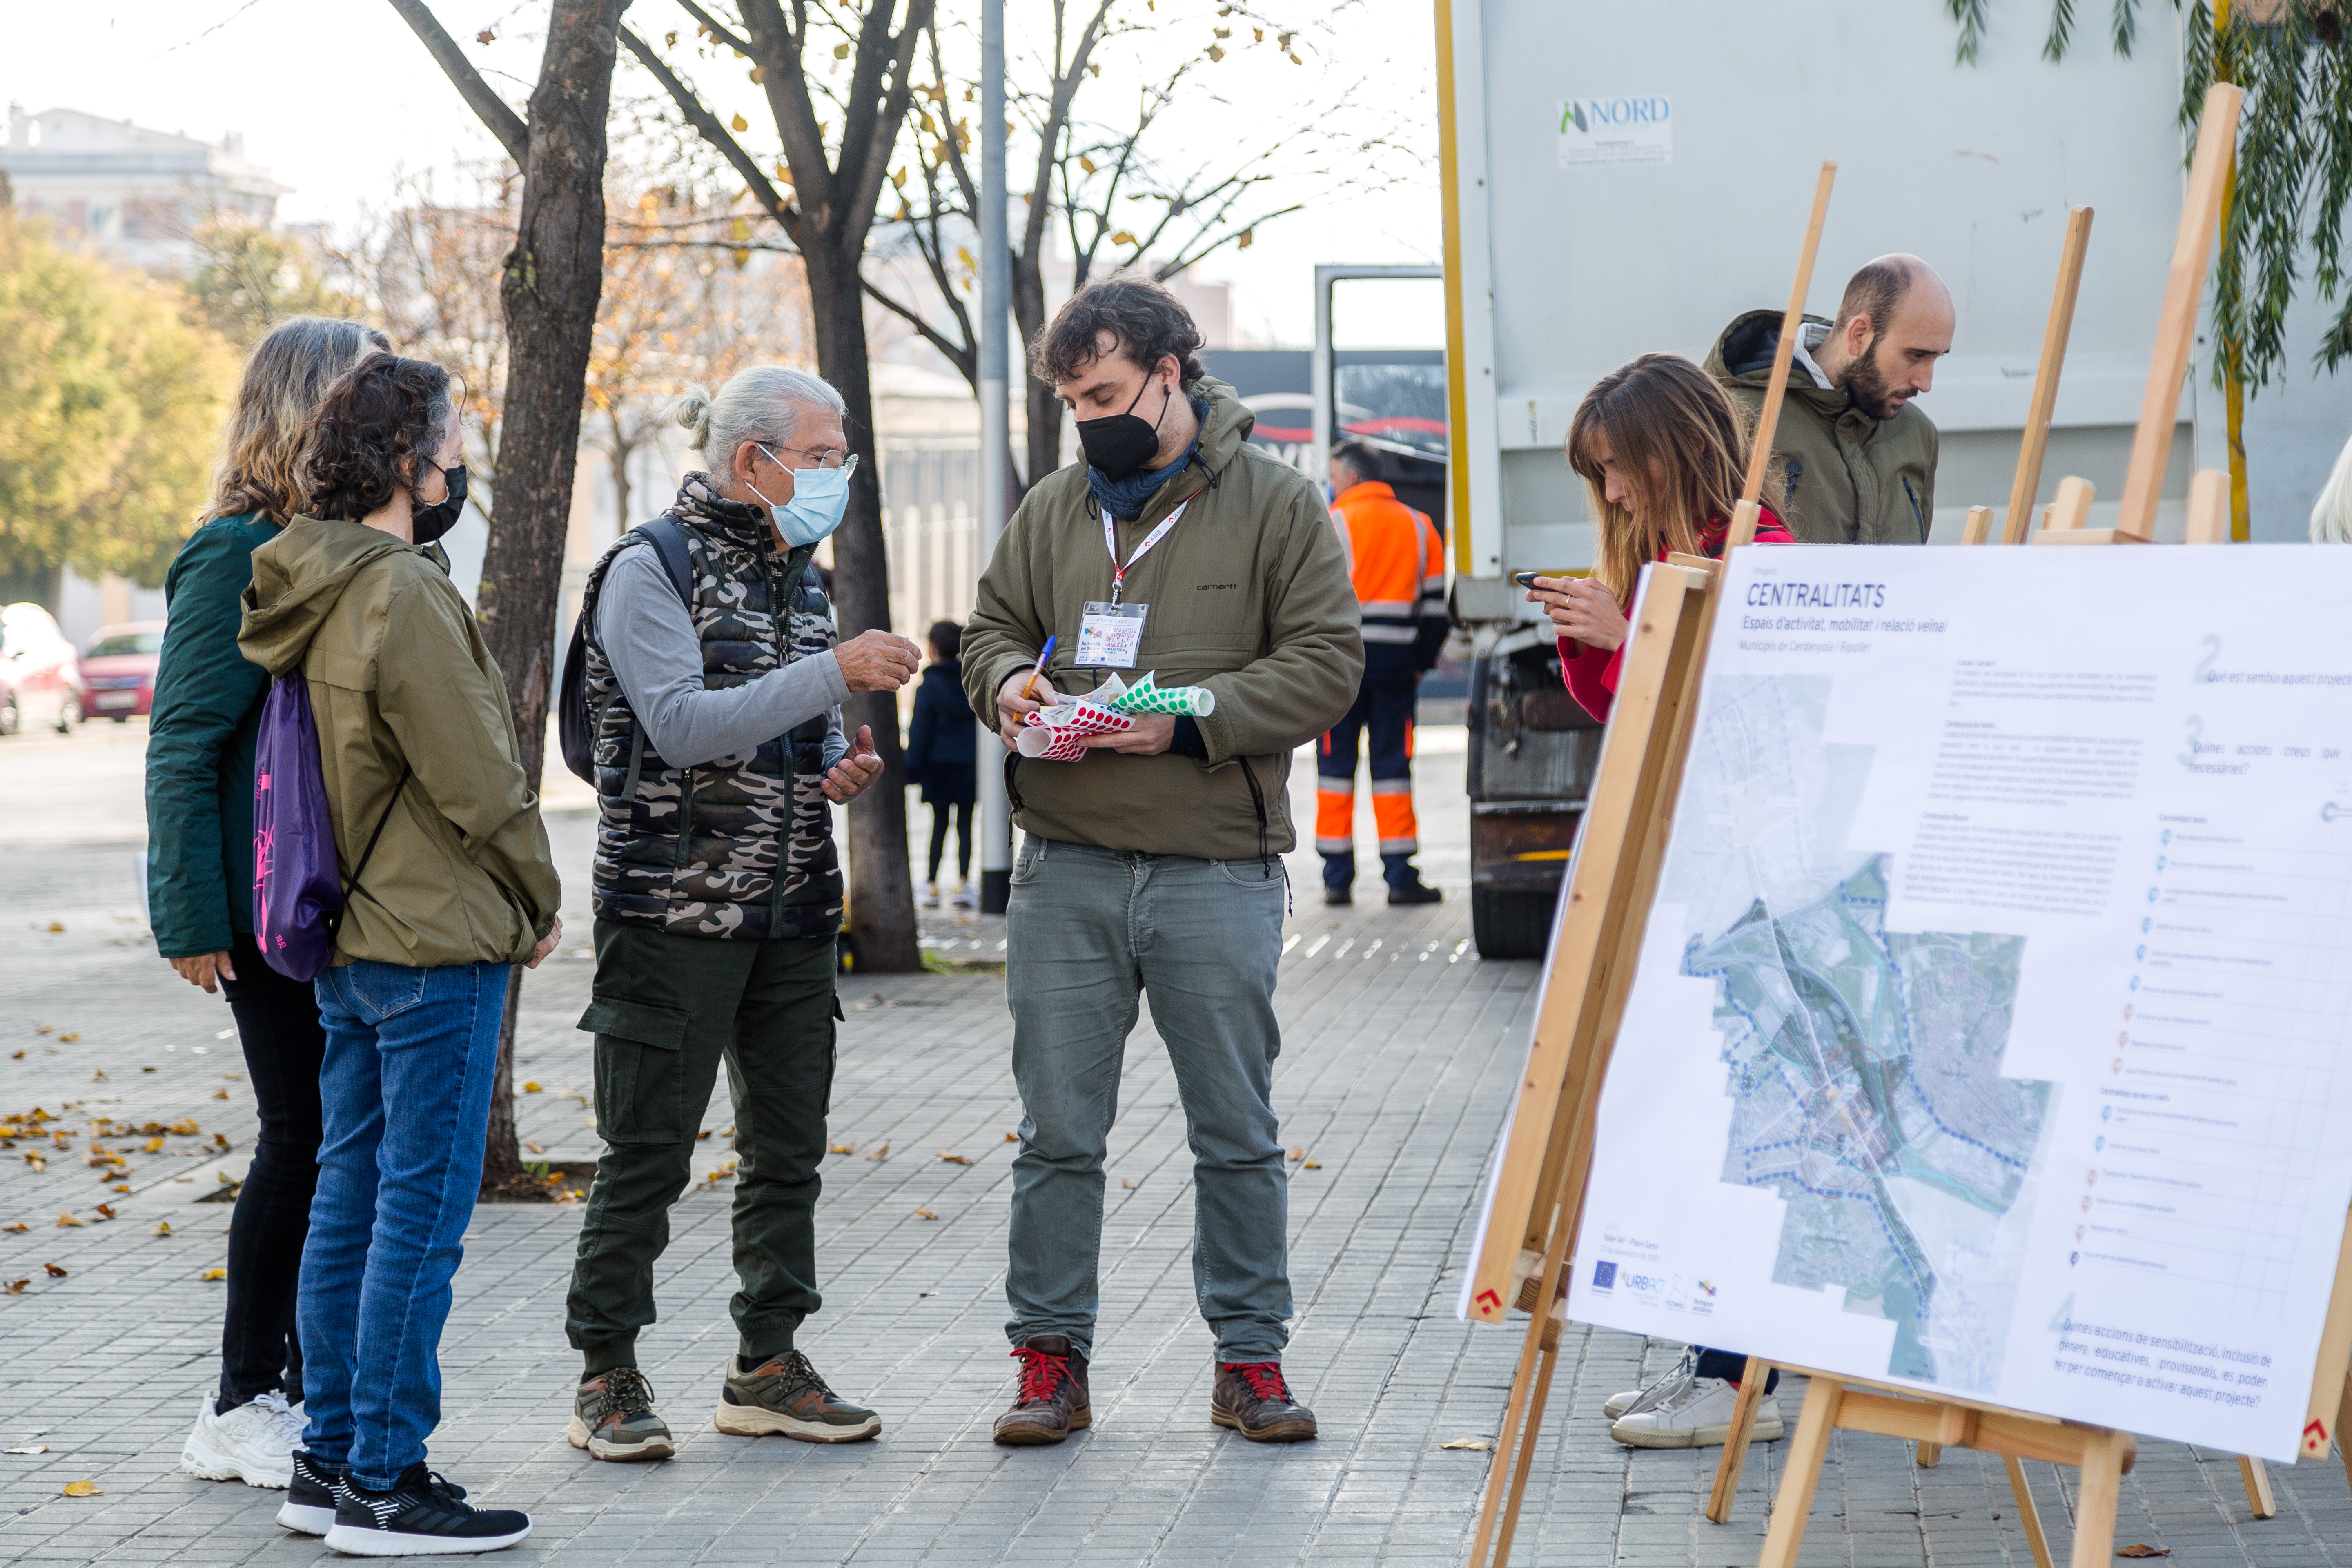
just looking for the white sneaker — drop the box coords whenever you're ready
[921,883,942,909]
[180,1389,299,1488]
[1602,1353,1694,1421]
[1609,1376,1783,1449]
[951,882,975,909]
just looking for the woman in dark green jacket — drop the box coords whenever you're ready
[147,316,387,1490]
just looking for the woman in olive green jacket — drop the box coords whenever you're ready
[236,353,557,1554]
[148,316,386,1492]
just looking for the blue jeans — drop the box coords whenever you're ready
[300,959,509,1490]
[1003,836,1291,1362]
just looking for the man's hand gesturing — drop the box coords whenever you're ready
[995,669,1060,749]
[835,630,922,692]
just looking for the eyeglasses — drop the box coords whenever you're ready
[760,442,855,471]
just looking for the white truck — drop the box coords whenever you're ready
[1429,0,2204,955]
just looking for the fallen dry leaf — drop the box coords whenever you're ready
[523,1142,545,1155]
[53,1214,82,1228]
[42,1262,66,1277]
[1120,1178,1135,1189]
[2,1221,24,1232]
[60,1479,99,1496]
[865,1142,890,1162]
[168,1120,198,1136]
[152,1221,171,1236]
[1004,1132,1018,1142]
[5,1442,45,1452]
[87,1070,104,1082]
[44,922,63,933]
[2,1280,25,1294]
[1287,1146,1304,1162]
[141,1138,163,1154]
[914,1207,938,1220]
[91,1205,114,1222]
[522,1082,542,1093]
[57,1033,78,1044]
[2116,1549,2170,1560]
[939,1149,971,1165]
[827,1141,856,1155]
[696,1129,712,1140]
[109,1184,128,1194]
[210,1133,229,1152]
[1440,1436,1496,1451]
[142,1067,155,1073]
[1301,1159,1322,1169]
[8,1051,20,1060]
[210,1089,229,1100]
[22,1154,43,1172]
[34,1026,50,1036]
[199,1268,226,1281]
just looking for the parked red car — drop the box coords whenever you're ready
[80,621,166,722]
[0,602,87,735]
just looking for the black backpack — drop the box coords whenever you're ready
[556,517,692,786]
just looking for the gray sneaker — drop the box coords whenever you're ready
[713,1350,880,1443]
[566,1368,675,1462]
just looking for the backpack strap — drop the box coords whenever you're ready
[325,764,414,949]
[637,516,694,606]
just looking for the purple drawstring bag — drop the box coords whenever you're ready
[252,673,406,981]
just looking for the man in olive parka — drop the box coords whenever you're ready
[1704,254,1953,545]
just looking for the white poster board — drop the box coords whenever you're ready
[1563,544,2352,1462]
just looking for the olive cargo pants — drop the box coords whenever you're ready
[564,920,839,1374]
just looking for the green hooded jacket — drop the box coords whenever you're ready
[1704,309,1938,545]
[238,515,560,969]
[962,376,1364,861]
[146,512,279,959]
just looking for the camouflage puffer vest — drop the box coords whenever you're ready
[577,474,842,939]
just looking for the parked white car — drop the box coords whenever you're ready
[0,602,87,735]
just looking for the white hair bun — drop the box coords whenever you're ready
[671,386,715,447]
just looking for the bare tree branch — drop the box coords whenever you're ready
[387,0,530,162]
[619,25,804,246]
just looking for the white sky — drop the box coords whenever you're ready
[0,0,1443,347]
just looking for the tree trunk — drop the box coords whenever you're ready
[804,242,922,972]
[606,417,635,533]
[473,0,625,1194]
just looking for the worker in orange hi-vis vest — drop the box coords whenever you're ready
[1317,440,1447,906]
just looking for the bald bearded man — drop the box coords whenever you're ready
[1704,254,1955,544]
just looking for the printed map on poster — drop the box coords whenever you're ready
[1561,546,2352,1461]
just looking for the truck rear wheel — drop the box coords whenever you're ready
[1471,886,1554,960]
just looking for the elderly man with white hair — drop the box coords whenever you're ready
[559,365,922,1463]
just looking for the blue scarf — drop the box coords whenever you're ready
[1086,399,1207,521]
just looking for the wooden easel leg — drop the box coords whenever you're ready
[1756,1377,1842,1568]
[1915,1441,1942,1468]
[2237,1453,2276,1519]
[2004,1454,2056,1568]
[2067,1428,2131,1568]
[1491,1336,1566,1568]
[1704,1357,1771,1522]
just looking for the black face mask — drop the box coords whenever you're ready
[1075,374,1172,481]
[411,463,468,545]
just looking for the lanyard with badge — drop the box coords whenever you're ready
[1073,500,1187,668]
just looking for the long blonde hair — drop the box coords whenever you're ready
[1566,352,1780,604]
[203,317,390,524]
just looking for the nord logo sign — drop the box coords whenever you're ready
[1557,94,1673,168]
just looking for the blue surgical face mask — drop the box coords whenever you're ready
[750,445,859,548]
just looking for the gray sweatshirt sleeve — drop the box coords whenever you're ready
[595,544,850,768]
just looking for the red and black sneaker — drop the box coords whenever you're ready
[1212,1361,1318,1442]
[992,1334,1091,1446]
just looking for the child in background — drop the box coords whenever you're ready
[905,619,977,909]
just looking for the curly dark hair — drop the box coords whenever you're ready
[295,355,455,523]
[1028,274,1207,389]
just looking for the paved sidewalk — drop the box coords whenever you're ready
[5,723,2352,1564]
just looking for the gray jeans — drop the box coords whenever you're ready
[1004,835,1291,1362]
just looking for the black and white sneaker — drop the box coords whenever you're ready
[276,1451,345,1536]
[322,1462,528,1557]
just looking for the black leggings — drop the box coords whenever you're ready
[216,931,326,1409]
[927,802,973,883]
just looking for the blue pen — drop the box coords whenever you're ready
[1021,635,1057,701]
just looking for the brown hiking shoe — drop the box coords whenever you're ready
[1212,1361,1318,1442]
[713,1350,880,1443]
[992,1334,1091,1446]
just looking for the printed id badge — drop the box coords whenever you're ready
[1073,601,1147,668]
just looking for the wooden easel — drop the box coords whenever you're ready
[1464,83,2352,1568]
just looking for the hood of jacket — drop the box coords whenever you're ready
[1115,375,1257,525]
[238,516,414,678]
[1704,309,1851,420]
